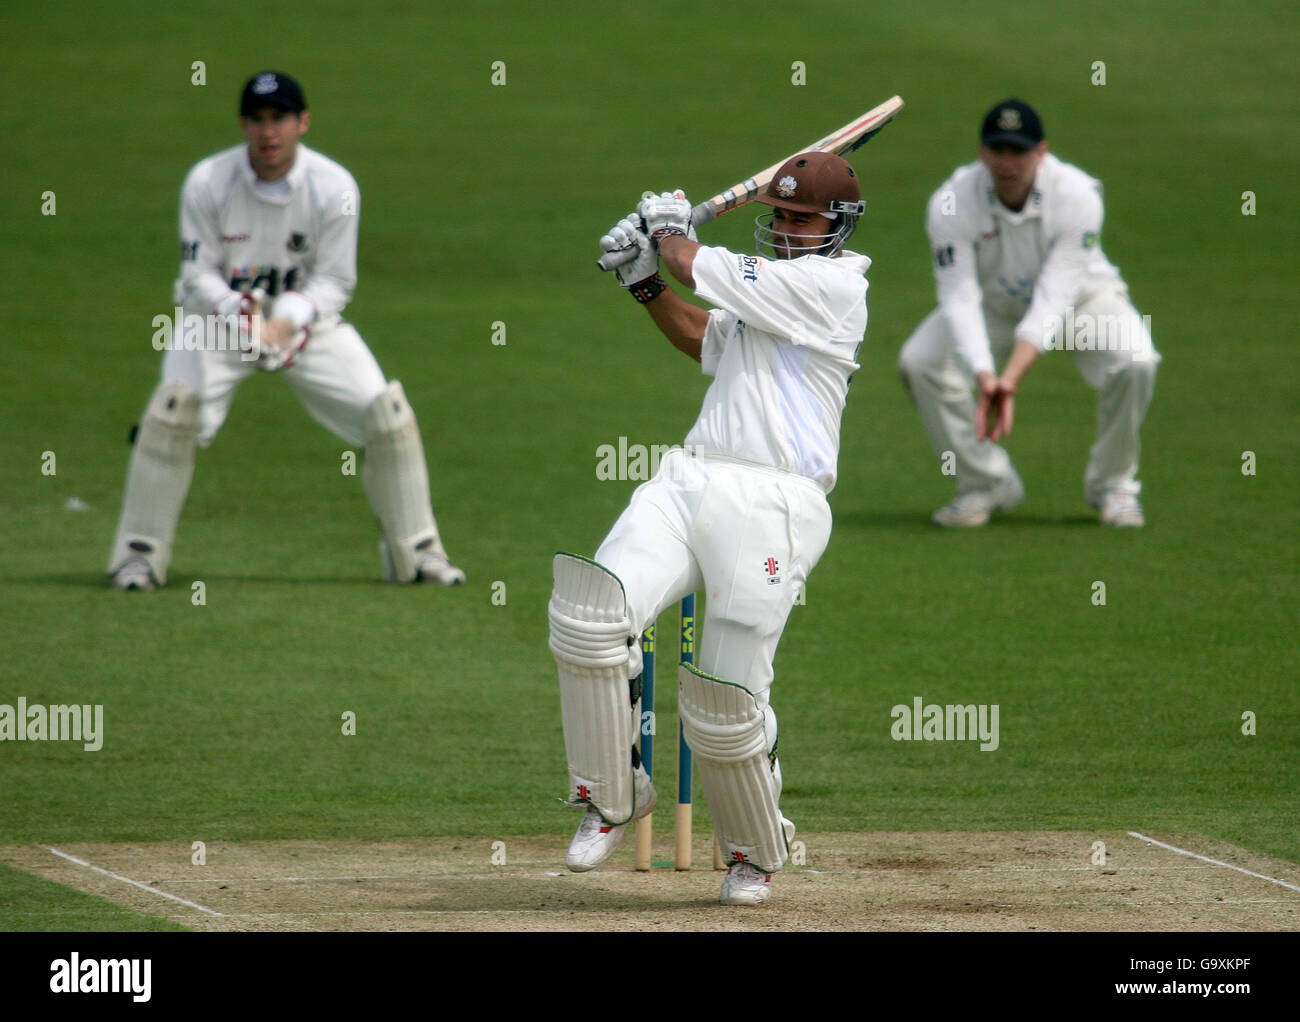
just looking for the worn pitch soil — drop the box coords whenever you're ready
[3,830,1296,932]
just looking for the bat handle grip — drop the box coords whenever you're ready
[595,202,716,271]
[596,249,631,272]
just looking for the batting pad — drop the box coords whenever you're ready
[107,380,200,584]
[679,663,790,873]
[362,381,443,582]
[550,553,638,825]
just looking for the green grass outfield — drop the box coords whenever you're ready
[1,0,1296,930]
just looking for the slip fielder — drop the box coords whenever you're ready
[899,98,1159,527]
[107,71,464,589]
[550,153,870,905]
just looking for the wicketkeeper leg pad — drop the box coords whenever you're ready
[107,380,200,585]
[550,553,640,825]
[362,380,447,582]
[679,663,790,873]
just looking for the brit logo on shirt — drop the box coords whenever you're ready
[764,556,781,585]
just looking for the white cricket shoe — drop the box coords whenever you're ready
[565,767,657,873]
[111,559,157,591]
[1098,491,1145,528]
[380,538,466,586]
[720,861,772,906]
[932,471,1025,528]
[415,553,466,586]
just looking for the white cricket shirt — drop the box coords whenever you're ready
[685,245,870,494]
[173,143,360,328]
[926,153,1124,374]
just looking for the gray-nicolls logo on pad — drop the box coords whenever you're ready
[50,954,151,1002]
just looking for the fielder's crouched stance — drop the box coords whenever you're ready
[899,99,1159,528]
[107,71,462,590]
[552,153,869,905]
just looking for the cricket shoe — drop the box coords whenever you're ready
[1097,490,1145,528]
[565,766,657,873]
[932,470,1025,528]
[720,861,773,906]
[111,558,157,592]
[414,553,466,586]
[379,538,466,586]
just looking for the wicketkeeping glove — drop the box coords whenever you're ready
[253,322,311,372]
[638,190,693,248]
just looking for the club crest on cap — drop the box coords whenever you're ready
[775,175,798,198]
[253,73,279,95]
[997,108,1022,131]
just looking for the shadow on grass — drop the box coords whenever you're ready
[834,510,1100,529]
[5,573,385,588]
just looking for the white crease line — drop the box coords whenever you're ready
[212,895,1299,920]
[1127,832,1300,894]
[217,909,650,917]
[43,846,223,916]
[166,874,524,884]
[932,865,1212,874]
[1043,899,1295,907]
[160,864,1215,885]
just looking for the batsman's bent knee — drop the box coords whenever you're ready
[551,553,640,824]
[679,662,790,873]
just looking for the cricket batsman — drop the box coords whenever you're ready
[107,71,464,589]
[550,153,870,905]
[899,98,1159,527]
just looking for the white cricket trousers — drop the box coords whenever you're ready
[595,448,833,711]
[898,286,1160,504]
[161,318,388,447]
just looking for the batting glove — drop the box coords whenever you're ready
[600,216,657,284]
[638,190,693,248]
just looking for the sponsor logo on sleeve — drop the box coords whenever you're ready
[738,254,761,282]
[1082,231,1100,248]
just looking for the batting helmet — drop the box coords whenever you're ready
[754,152,865,259]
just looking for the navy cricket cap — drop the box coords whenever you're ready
[980,99,1044,149]
[240,71,307,117]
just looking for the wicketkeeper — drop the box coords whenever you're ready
[107,71,464,589]
[551,154,871,905]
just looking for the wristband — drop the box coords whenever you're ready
[628,274,667,304]
[649,226,687,248]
